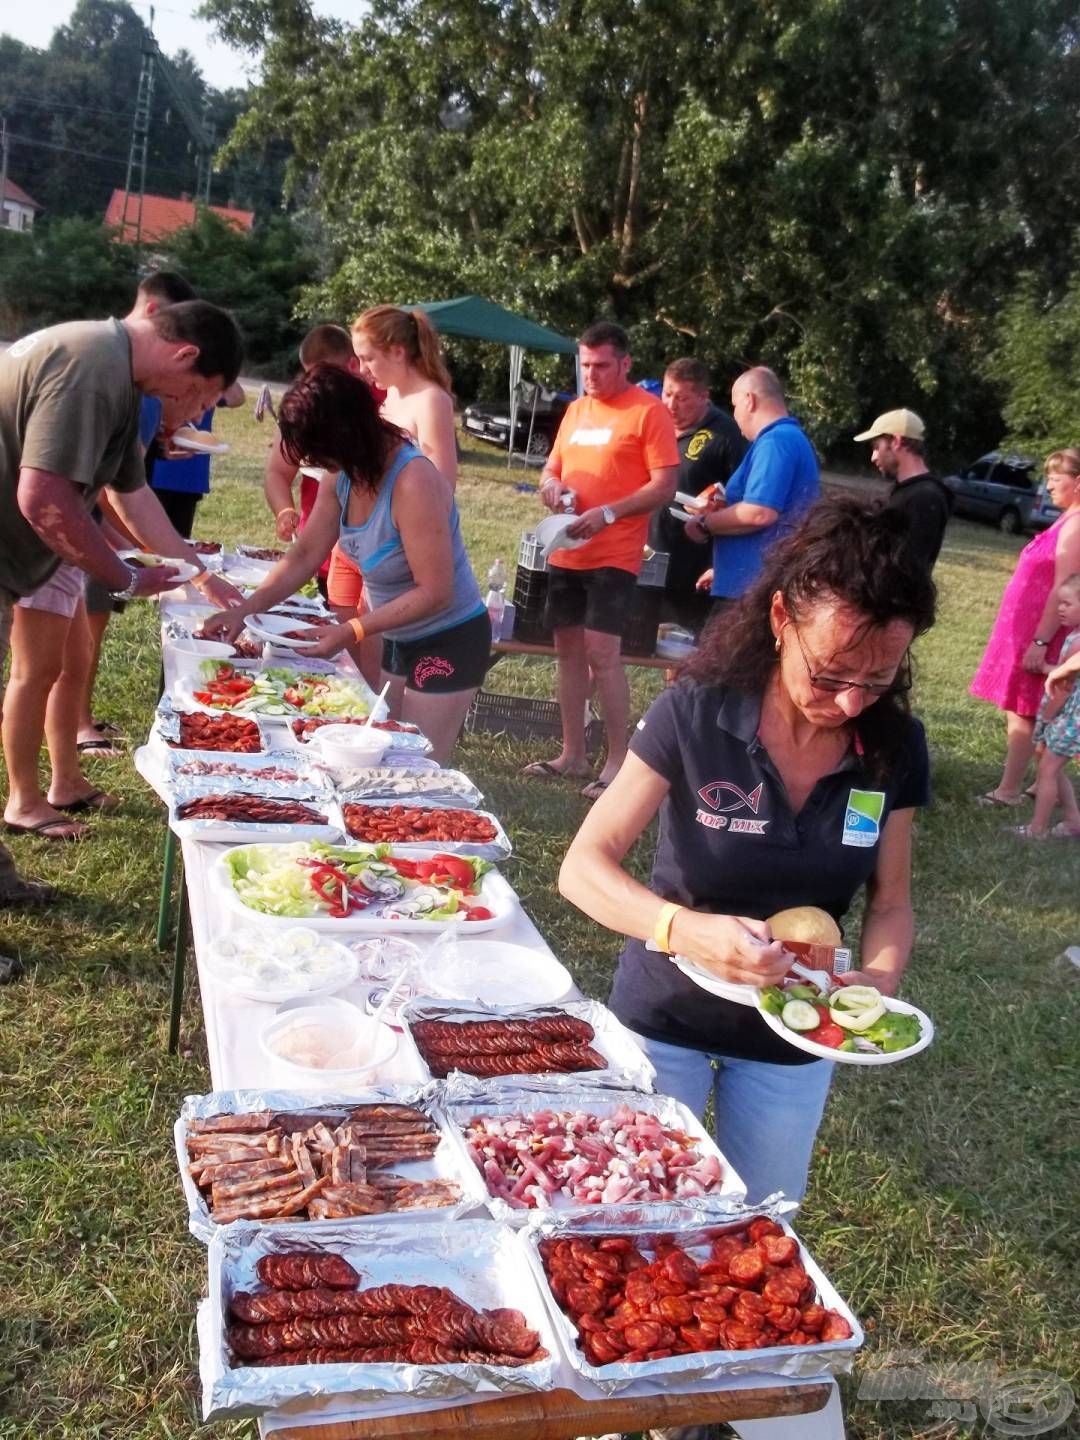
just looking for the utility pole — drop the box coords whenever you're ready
[0,115,9,233]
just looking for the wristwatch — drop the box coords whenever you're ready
[601,505,616,525]
[109,563,140,601]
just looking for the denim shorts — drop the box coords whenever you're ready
[632,1030,835,1205]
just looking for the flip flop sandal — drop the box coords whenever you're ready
[52,789,119,815]
[93,721,126,738]
[580,778,611,801]
[521,760,588,780]
[76,739,125,755]
[975,790,1023,808]
[1050,822,1080,838]
[4,817,87,842]
[0,877,59,907]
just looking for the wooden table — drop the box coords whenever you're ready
[265,1377,837,1439]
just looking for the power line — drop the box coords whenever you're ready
[6,130,202,183]
[1,94,136,121]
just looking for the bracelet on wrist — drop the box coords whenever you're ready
[348,617,365,642]
[276,507,299,519]
[653,900,685,954]
[109,563,139,601]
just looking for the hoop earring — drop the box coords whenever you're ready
[774,637,781,653]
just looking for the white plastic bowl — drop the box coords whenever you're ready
[259,999,398,1084]
[308,723,393,768]
[169,635,238,681]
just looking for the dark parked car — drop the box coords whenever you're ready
[944,452,1061,534]
[461,380,573,460]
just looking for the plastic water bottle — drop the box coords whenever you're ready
[485,557,507,638]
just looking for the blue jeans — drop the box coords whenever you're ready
[635,1032,835,1205]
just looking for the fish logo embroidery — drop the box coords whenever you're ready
[697,780,764,814]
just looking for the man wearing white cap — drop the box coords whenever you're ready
[854,408,953,572]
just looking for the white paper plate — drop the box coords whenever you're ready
[171,430,229,454]
[119,550,201,583]
[668,506,696,524]
[674,490,705,509]
[244,612,324,650]
[534,513,587,560]
[672,954,759,1006]
[756,994,935,1066]
[416,940,573,1006]
[203,929,358,1003]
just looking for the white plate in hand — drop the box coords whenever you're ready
[534,513,587,560]
[668,507,697,524]
[756,994,935,1065]
[674,491,706,509]
[119,550,202,584]
[170,428,229,455]
[244,613,325,651]
[671,953,759,1006]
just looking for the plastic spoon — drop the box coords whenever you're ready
[365,679,391,725]
[369,964,410,1027]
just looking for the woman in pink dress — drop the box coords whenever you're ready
[970,450,1080,804]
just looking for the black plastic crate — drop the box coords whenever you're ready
[512,563,552,644]
[465,691,604,751]
[621,585,662,657]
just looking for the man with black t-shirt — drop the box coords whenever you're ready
[649,358,746,631]
[854,408,953,572]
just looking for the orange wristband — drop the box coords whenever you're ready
[653,901,684,954]
[348,617,365,642]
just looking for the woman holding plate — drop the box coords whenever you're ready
[203,364,488,763]
[559,499,936,1203]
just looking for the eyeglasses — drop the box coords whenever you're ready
[788,623,911,697]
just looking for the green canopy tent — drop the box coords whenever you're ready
[410,295,577,467]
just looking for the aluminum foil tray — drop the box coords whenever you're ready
[522,1207,862,1391]
[201,1217,561,1419]
[336,797,511,861]
[176,1086,488,1243]
[440,1082,746,1224]
[398,999,656,1093]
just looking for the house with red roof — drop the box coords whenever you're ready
[1,178,42,234]
[104,189,254,245]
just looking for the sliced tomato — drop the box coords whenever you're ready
[811,1021,848,1049]
[463,905,493,921]
[192,691,215,704]
[283,687,307,708]
[425,854,476,889]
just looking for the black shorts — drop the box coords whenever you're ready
[544,566,637,637]
[382,610,492,693]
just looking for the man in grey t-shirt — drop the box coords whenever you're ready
[0,301,243,958]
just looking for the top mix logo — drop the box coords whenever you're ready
[695,780,768,834]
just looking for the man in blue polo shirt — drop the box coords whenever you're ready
[686,366,819,605]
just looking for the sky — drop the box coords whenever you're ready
[1,0,364,92]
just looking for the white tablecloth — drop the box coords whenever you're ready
[150,589,844,1439]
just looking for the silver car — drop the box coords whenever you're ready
[944,452,1061,534]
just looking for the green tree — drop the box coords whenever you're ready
[202,0,1080,454]
[986,272,1080,459]
[157,207,316,369]
[0,216,137,336]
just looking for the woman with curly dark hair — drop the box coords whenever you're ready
[559,498,936,1203]
[204,364,488,762]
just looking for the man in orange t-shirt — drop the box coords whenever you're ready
[523,321,679,799]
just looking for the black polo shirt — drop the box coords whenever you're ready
[608,681,930,1064]
[649,405,747,597]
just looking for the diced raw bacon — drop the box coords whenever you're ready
[463,1107,723,1209]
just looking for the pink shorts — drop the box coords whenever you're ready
[17,562,85,620]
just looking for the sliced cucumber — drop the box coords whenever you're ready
[780,999,821,1032]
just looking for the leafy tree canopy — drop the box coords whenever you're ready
[202,0,1080,454]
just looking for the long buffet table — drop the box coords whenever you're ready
[147,580,847,1440]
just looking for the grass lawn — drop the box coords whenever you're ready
[1,403,1077,1439]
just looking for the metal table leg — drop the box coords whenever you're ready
[167,858,189,1054]
[156,825,178,950]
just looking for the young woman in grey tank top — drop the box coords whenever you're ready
[204,365,489,763]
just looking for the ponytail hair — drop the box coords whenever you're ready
[352,305,452,394]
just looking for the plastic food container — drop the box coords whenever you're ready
[308,723,393,768]
[169,635,243,681]
[259,999,399,1085]
[204,928,358,1003]
[415,939,573,1006]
